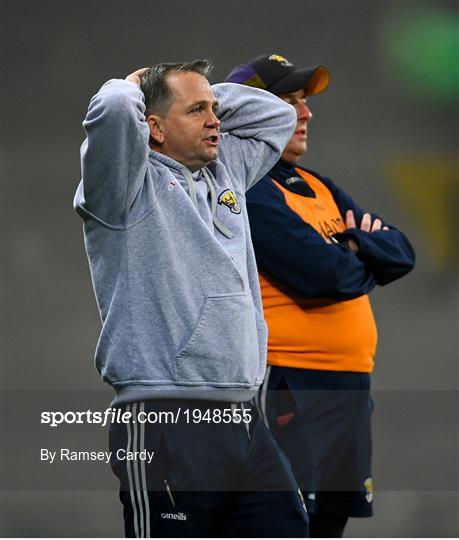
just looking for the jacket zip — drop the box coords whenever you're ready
[164,480,176,507]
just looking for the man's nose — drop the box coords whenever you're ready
[206,111,221,128]
[297,101,312,122]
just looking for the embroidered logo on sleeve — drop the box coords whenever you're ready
[218,189,241,214]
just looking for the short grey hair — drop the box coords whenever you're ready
[140,59,213,117]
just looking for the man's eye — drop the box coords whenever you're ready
[283,97,307,107]
[190,106,202,113]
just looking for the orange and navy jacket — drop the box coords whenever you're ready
[246,160,415,374]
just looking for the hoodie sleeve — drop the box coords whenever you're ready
[246,176,378,300]
[74,79,150,227]
[315,173,416,285]
[212,83,296,192]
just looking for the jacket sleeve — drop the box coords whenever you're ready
[74,79,150,226]
[246,177,378,300]
[315,173,416,285]
[212,83,296,192]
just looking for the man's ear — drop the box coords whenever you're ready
[146,115,165,146]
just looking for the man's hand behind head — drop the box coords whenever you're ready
[125,68,149,86]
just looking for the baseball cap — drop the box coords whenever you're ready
[225,53,330,96]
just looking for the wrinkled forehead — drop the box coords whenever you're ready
[167,71,216,107]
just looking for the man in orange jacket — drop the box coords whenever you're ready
[226,54,415,537]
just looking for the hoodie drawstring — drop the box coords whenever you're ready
[181,167,198,209]
[181,166,234,239]
[202,168,234,239]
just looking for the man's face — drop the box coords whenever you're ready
[279,88,313,163]
[156,71,220,171]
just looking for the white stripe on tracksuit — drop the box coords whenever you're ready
[126,402,150,538]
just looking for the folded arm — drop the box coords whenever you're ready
[316,173,416,285]
[246,177,378,300]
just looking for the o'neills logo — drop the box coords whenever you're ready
[218,189,241,214]
[161,512,187,521]
[285,176,303,185]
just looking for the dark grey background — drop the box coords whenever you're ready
[2,0,458,537]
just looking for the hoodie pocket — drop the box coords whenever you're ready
[175,293,264,386]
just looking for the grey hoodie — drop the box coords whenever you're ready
[74,79,296,405]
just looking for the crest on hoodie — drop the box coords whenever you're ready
[218,189,241,214]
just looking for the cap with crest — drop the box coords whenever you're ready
[225,53,330,96]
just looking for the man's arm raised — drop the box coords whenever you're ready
[213,83,296,191]
[75,69,150,227]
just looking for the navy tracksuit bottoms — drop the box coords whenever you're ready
[109,399,309,537]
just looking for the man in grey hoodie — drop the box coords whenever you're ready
[74,60,308,537]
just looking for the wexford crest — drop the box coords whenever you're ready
[218,189,241,214]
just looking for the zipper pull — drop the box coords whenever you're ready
[164,480,176,507]
[297,487,307,513]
